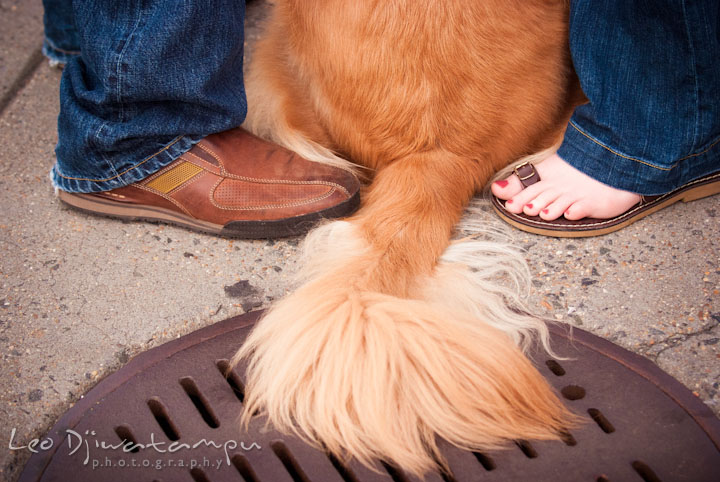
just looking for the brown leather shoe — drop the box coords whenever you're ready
[57,128,361,238]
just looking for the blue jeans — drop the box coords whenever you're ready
[43,0,247,193]
[45,1,719,195]
[557,0,720,195]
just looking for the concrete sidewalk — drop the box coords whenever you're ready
[1,1,718,481]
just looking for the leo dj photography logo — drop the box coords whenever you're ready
[8,427,261,470]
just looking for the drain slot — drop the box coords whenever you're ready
[473,452,496,471]
[516,440,538,459]
[271,441,311,482]
[561,385,586,401]
[113,425,140,453]
[327,452,359,482]
[190,467,211,482]
[632,461,662,482]
[217,359,246,403]
[559,429,577,446]
[588,408,615,433]
[147,397,181,441]
[546,359,566,376]
[232,454,260,482]
[180,377,220,429]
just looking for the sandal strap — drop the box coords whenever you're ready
[514,161,541,188]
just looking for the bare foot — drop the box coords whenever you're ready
[490,154,641,221]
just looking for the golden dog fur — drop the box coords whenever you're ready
[233,0,581,476]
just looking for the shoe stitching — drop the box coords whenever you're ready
[196,143,227,174]
[133,183,194,217]
[209,177,339,211]
[182,151,221,173]
[222,171,351,197]
[139,159,187,185]
[216,188,337,211]
[159,163,341,206]
[166,169,208,196]
[191,141,351,197]
[55,136,185,182]
[497,171,720,229]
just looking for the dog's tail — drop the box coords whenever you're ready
[232,151,575,476]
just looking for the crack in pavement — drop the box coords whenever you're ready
[641,320,720,363]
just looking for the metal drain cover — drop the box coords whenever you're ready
[19,311,720,482]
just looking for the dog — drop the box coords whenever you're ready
[232,0,581,476]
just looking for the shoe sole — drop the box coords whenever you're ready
[58,190,361,239]
[491,172,720,238]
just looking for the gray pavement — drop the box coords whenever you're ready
[1,1,718,481]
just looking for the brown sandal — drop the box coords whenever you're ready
[491,165,720,238]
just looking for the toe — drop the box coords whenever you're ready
[563,200,594,220]
[505,182,545,213]
[565,192,640,220]
[491,174,525,200]
[522,189,560,216]
[539,195,575,221]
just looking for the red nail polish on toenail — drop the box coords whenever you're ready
[506,199,513,204]
[542,209,549,214]
[495,180,509,188]
[526,203,533,209]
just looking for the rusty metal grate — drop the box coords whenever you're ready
[19,311,720,482]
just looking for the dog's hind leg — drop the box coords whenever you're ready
[232,150,576,476]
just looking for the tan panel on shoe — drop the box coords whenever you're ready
[145,161,204,194]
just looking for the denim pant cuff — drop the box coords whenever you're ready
[42,37,80,67]
[50,134,202,193]
[557,120,720,196]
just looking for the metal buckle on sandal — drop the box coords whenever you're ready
[513,161,535,181]
[513,161,541,188]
